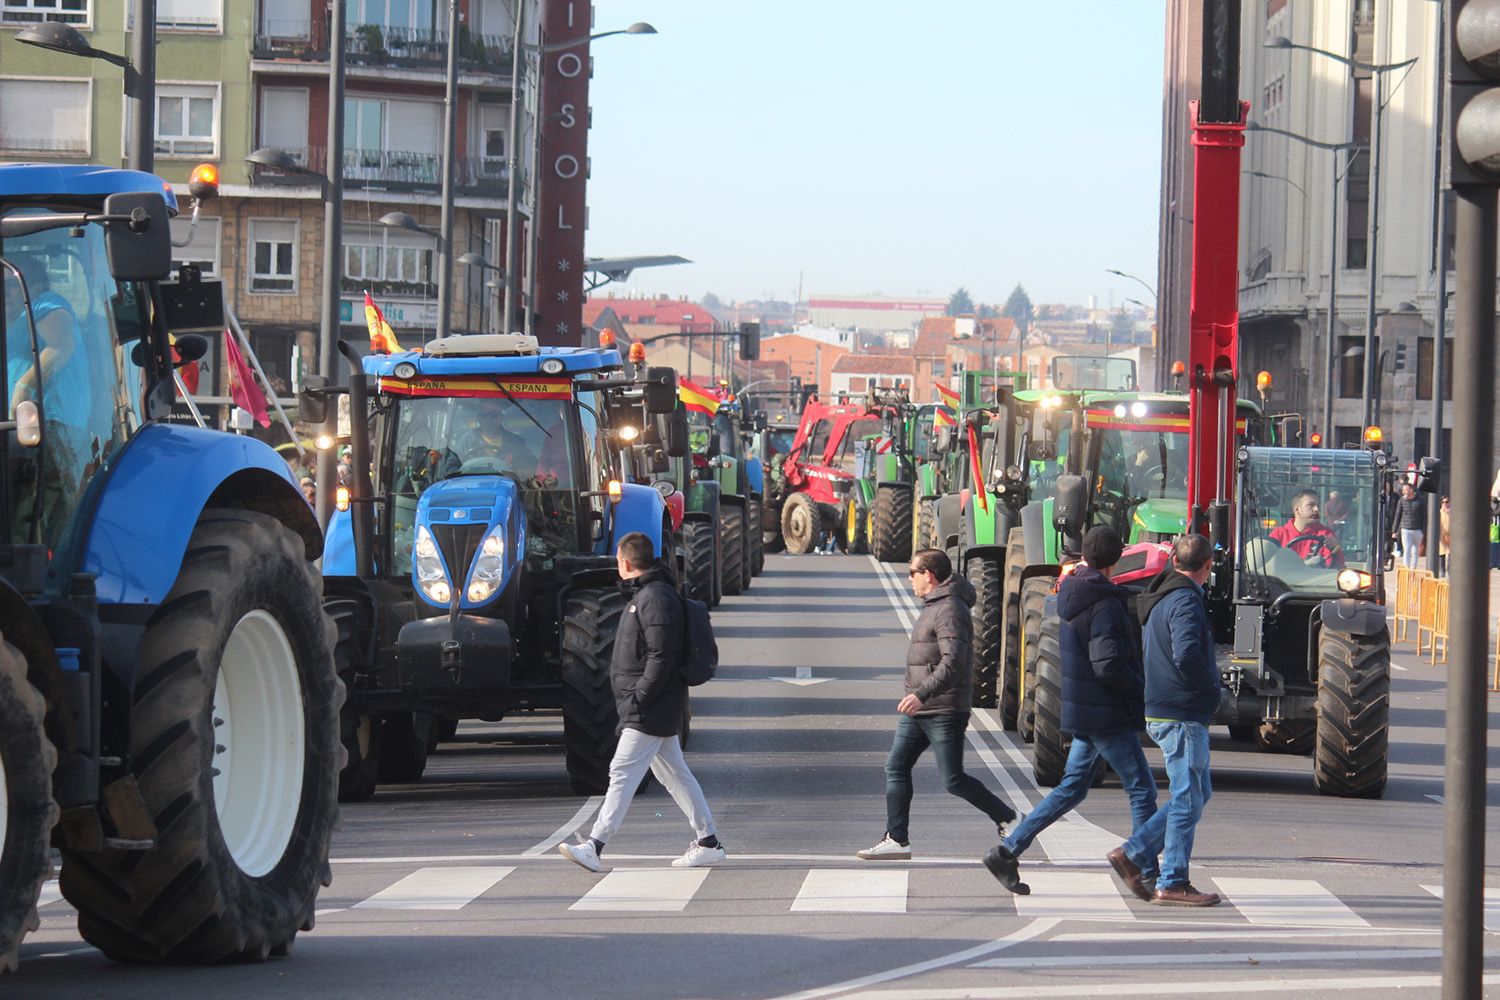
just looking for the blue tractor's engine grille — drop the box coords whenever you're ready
[432,522,490,591]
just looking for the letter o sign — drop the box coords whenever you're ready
[556,52,583,78]
[554,154,580,179]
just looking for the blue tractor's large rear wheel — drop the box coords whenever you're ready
[60,509,339,963]
[0,635,57,974]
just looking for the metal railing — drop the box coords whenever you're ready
[252,13,512,72]
[248,146,510,196]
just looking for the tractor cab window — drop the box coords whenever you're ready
[3,208,146,569]
[833,418,882,474]
[1237,448,1378,600]
[804,418,833,462]
[913,407,937,459]
[1090,427,1190,502]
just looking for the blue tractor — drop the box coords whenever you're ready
[306,333,680,798]
[0,166,338,971]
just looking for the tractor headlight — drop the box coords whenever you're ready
[466,526,507,604]
[1336,569,1373,594]
[415,525,451,603]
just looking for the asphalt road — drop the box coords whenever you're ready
[12,553,1500,999]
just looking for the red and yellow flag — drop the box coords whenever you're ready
[678,376,720,417]
[935,382,960,408]
[967,420,988,513]
[934,407,956,428]
[365,290,401,354]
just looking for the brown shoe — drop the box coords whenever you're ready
[1152,883,1222,907]
[1107,847,1153,902]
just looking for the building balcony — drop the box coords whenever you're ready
[247,146,509,197]
[251,17,512,75]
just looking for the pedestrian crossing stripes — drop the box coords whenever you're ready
[791,871,908,914]
[354,866,516,910]
[30,864,1435,928]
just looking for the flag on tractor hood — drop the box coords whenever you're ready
[679,376,720,416]
[365,290,402,354]
[224,329,270,428]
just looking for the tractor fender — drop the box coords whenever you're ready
[745,457,765,496]
[1020,564,1062,586]
[82,423,319,605]
[664,490,686,532]
[1020,501,1047,573]
[324,506,356,577]
[612,482,668,557]
[935,492,963,551]
[1318,598,1387,638]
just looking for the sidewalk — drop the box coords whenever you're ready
[1387,564,1500,661]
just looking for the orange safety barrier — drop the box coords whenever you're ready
[1393,567,1429,645]
[1415,576,1449,665]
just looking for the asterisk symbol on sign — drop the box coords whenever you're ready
[557,290,570,303]
[557,259,571,272]
[556,321,570,335]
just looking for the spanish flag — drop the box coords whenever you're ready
[678,376,720,417]
[934,407,956,428]
[935,382,960,409]
[365,290,401,354]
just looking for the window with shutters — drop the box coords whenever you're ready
[126,0,220,29]
[1,0,87,26]
[0,78,90,154]
[250,220,298,294]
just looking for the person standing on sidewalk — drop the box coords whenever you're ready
[984,527,1158,897]
[1109,534,1221,907]
[560,533,725,872]
[1396,483,1427,571]
[857,548,1017,860]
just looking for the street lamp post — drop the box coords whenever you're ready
[435,0,460,340]
[1104,267,1158,302]
[1266,37,1417,430]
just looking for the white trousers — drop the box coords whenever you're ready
[588,727,716,846]
[1401,529,1424,569]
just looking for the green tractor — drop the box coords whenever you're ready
[842,389,923,563]
[685,397,765,595]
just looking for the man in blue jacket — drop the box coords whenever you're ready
[1110,534,1221,907]
[984,527,1158,897]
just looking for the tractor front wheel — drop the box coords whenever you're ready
[871,484,914,563]
[748,496,766,576]
[0,635,57,974]
[782,493,822,554]
[997,528,1027,730]
[1017,576,1053,743]
[559,588,628,795]
[1314,626,1391,798]
[967,554,1002,709]
[62,509,339,964]
[720,504,746,597]
[1031,612,1067,787]
[845,498,869,554]
[683,519,719,604]
[328,600,378,803]
[1255,719,1315,755]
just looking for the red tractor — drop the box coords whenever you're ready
[763,397,885,554]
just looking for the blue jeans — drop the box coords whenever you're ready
[884,713,1014,843]
[1002,729,1159,880]
[1123,720,1211,888]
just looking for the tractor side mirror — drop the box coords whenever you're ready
[1416,456,1442,495]
[102,191,173,280]
[754,411,768,432]
[299,375,330,425]
[642,366,679,414]
[1053,474,1087,539]
[662,408,689,458]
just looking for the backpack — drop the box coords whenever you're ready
[678,593,719,686]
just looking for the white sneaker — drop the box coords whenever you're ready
[856,836,911,860]
[671,841,727,868]
[559,839,601,872]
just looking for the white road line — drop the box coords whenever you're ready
[766,918,1059,1000]
[353,866,515,910]
[568,867,709,912]
[1053,927,1434,943]
[971,946,1439,970]
[520,796,603,858]
[842,973,1463,999]
[37,880,62,908]
[1426,794,1445,804]
[791,870,908,914]
[1010,871,1133,923]
[1213,877,1369,928]
[869,556,917,632]
[1421,884,1500,930]
[797,666,812,680]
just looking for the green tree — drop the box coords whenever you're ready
[1109,308,1134,348]
[976,302,999,319]
[946,287,975,316]
[1002,284,1033,338]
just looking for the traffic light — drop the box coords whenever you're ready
[1392,341,1408,372]
[1310,431,1324,447]
[738,322,761,361]
[788,375,802,397]
[1449,2,1500,186]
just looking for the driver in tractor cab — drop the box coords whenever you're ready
[1269,489,1346,569]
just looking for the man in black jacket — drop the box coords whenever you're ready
[857,548,1016,861]
[985,527,1158,897]
[560,533,724,873]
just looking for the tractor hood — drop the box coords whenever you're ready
[412,474,526,613]
[1131,497,1188,539]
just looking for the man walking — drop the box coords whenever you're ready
[857,548,1016,860]
[1109,534,1220,907]
[984,527,1157,897]
[1395,482,1427,571]
[560,533,725,872]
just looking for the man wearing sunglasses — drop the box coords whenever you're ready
[857,549,1016,860]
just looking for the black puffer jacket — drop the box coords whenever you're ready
[1056,566,1144,735]
[609,563,686,737]
[905,573,976,715]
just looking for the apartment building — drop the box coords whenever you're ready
[0,0,533,431]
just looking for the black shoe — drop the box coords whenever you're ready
[983,844,1030,895]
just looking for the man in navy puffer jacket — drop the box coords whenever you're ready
[985,527,1158,896]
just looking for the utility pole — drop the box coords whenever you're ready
[1428,0,1451,574]
[435,0,460,339]
[315,0,348,529]
[502,0,525,333]
[129,0,155,172]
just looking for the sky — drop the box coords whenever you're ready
[585,1,1167,310]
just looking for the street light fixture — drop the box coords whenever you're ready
[502,20,658,336]
[379,211,442,240]
[246,146,322,182]
[1265,36,1418,430]
[1104,268,1158,302]
[1246,168,1308,200]
[17,11,153,171]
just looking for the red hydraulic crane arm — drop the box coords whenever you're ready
[1185,98,1248,533]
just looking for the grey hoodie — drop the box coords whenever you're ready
[904,573,977,715]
